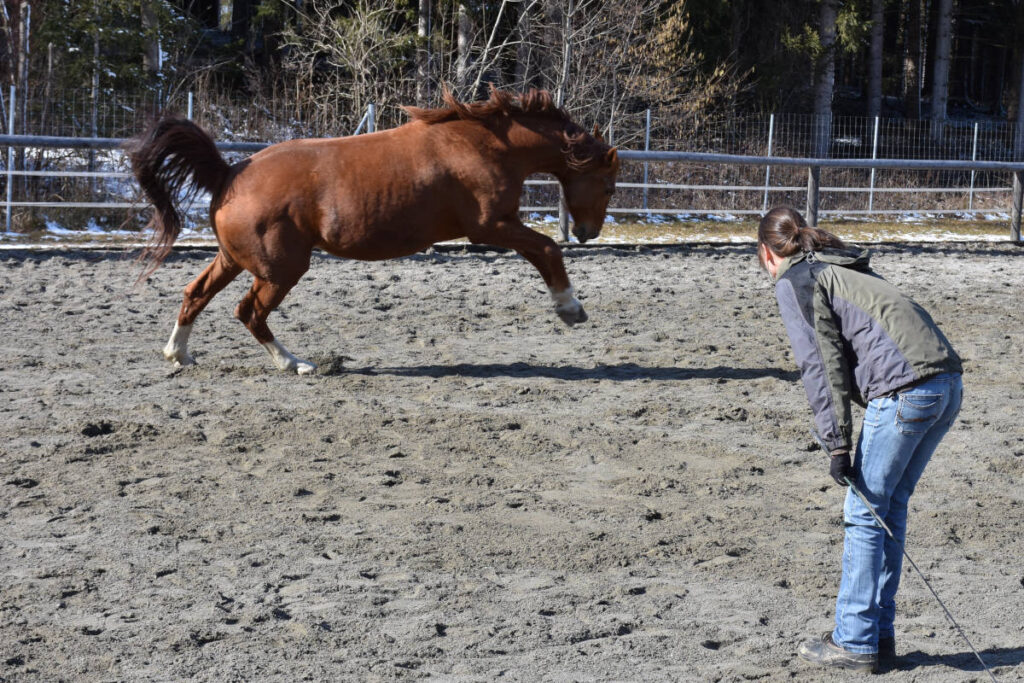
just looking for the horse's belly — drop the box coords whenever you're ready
[317,223,443,261]
[317,202,459,260]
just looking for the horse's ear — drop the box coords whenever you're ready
[606,147,619,167]
[592,124,605,142]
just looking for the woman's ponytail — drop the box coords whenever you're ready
[758,207,845,258]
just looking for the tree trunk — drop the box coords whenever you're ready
[232,0,254,56]
[142,0,161,78]
[555,0,572,108]
[729,0,745,116]
[514,0,538,90]
[1014,47,1024,159]
[931,0,953,139]
[16,0,27,86]
[903,0,922,118]
[416,0,431,105]
[456,3,472,95]
[15,0,27,178]
[812,0,838,158]
[867,0,884,118]
[40,42,51,135]
[0,2,12,89]
[540,0,563,93]
[89,4,99,184]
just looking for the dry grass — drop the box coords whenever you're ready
[526,216,1019,244]
[0,216,1018,249]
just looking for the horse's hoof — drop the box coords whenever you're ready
[557,305,588,326]
[278,358,317,375]
[163,349,196,366]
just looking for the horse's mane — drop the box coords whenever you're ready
[404,86,610,171]
[404,86,566,125]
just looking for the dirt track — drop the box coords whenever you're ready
[1,243,1022,682]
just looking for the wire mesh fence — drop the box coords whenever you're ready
[592,109,1018,218]
[2,86,1022,234]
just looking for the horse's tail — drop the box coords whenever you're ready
[126,117,231,274]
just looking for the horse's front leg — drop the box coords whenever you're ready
[477,219,587,326]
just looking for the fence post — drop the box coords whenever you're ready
[968,122,978,212]
[187,92,194,120]
[806,165,821,226]
[762,113,774,212]
[868,116,879,213]
[643,108,651,213]
[353,109,368,135]
[1012,170,1023,242]
[367,103,376,133]
[5,86,14,232]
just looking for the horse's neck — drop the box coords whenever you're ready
[502,118,568,179]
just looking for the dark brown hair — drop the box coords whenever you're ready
[404,85,611,171]
[126,117,231,278]
[404,85,566,125]
[757,206,845,267]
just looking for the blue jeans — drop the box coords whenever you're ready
[832,372,963,654]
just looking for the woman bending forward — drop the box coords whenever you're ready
[758,206,963,673]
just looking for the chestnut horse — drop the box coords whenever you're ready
[128,88,619,374]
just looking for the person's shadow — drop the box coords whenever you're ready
[336,361,800,382]
[887,645,1024,676]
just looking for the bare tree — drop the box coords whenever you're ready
[470,0,516,97]
[931,0,954,138]
[279,1,416,133]
[903,0,922,118]
[812,0,839,158]
[16,0,27,94]
[1011,0,1024,158]
[142,0,161,79]
[263,0,744,147]
[1016,51,1024,158]
[867,0,883,118]
[513,0,539,90]
[456,2,472,94]
[416,0,431,105]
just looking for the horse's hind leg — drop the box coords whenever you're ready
[163,251,242,366]
[235,270,315,374]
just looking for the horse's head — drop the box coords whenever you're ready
[561,125,620,243]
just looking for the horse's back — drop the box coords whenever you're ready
[214,122,477,262]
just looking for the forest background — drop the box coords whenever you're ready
[3,1,1023,143]
[2,1,1024,235]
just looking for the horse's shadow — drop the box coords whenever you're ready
[890,645,1024,676]
[339,361,799,382]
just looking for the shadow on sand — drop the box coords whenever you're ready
[890,645,1024,677]
[339,361,799,383]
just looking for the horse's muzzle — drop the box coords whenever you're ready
[572,223,598,244]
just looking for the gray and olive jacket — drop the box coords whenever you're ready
[774,248,961,452]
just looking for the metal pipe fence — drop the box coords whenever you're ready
[3,84,1024,242]
[3,133,1023,242]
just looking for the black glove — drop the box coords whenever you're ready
[829,450,853,486]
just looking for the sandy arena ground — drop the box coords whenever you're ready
[1,242,1022,682]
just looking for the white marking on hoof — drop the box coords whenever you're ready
[549,286,588,326]
[163,322,196,367]
[262,339,317,375]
